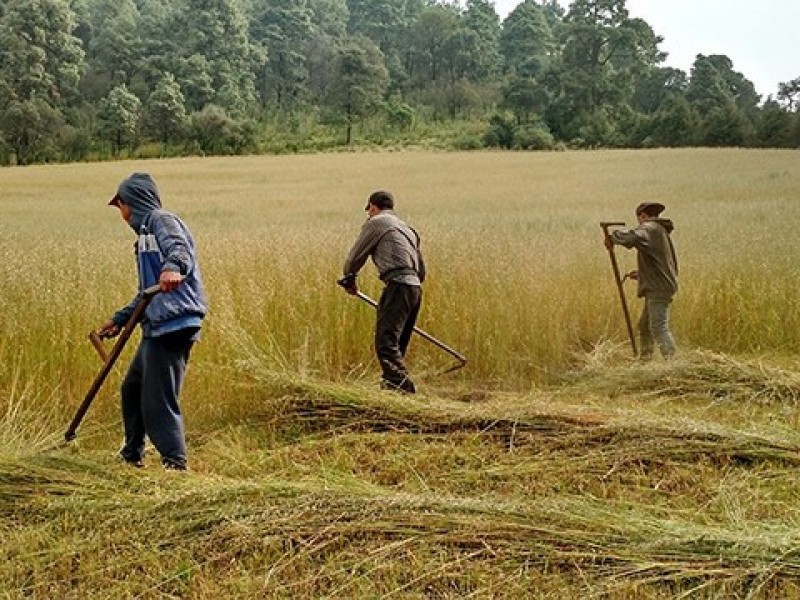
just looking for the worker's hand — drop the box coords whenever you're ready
[337,274,358,295]
[97,320,121,339]
[626,270,639,281]
[159,270,184,292]
[603,235,614,251]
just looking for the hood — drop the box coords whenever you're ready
[114,173,162,231]
[654,218,674,234]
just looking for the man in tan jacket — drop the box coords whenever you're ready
[605,202,678,359]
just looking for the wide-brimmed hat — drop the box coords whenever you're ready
[635,202,665,217]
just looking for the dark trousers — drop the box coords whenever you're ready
[375,282,421,393]
[119,330,195,468]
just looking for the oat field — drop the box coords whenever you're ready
[2,149,800,598]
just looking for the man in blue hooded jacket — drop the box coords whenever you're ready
[98,173,208,471]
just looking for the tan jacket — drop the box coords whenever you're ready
[612,218,678,298]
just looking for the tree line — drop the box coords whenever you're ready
[1,0,799,165]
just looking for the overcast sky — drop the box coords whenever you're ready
[492,0,799,99]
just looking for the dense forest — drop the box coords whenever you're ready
[1,0,799,165]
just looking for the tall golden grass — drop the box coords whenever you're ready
[2,149,800,597]
[1,149,798,395]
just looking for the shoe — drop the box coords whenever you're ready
[162,459,187,471]
[119,454,144,468]
[380,379,416,394]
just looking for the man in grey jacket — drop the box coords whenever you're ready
[340,191,425,393]
[605,202,678,359]
[98,173,208,470]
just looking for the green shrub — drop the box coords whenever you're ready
[386,101,415,130]
[484,113,516,149]
[512,123,555,150]
[453,133,485,150]
[187,105,259,155]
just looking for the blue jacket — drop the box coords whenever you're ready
[111,173,208,337]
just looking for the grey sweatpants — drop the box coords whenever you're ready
[119,329,195,468]
[638,294,676,359]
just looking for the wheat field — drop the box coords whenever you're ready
[2,149,798,389]
[2,149,800,598]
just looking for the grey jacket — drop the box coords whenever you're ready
[612,218,678,298]
[343,210,425,286]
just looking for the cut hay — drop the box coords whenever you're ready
[251,379,800,470]
[4,353,800,597]
[563,349,800,404]
[2,454,800,598]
